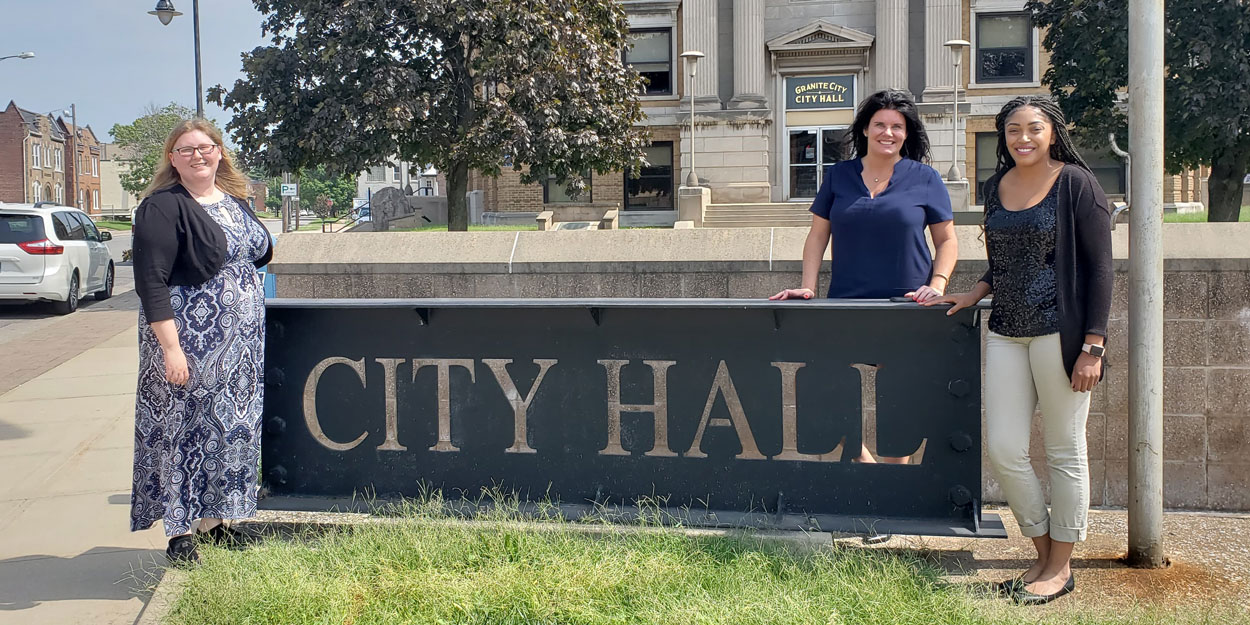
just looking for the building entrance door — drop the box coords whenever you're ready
[787,127,849,200]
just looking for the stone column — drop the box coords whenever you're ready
[682,0,720,109]
[923,0,961,100]
[874,0,909,91]
[729,0,767,109]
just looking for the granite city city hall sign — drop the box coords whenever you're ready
[786,75,856,110]
[261,299,1004,537]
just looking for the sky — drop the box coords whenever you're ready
[0,0,270,144]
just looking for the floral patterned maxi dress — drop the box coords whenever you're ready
[131,196,269,536]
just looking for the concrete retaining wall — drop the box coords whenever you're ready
[269,223,1250,511]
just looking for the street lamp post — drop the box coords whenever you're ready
[944,39,970,181]
[0,52,35,62]
[149,0,203,118]
[50,105,80,209]
[679,50,705,188]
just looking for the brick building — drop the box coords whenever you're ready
[62,122,103,214]
[0,101,69,205]
[467,0,1209,226]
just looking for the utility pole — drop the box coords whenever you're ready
[1127,0,1166,568]
[69,104,79,209]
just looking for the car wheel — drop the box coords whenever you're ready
[53,272,80,315]
[94,263,114,301]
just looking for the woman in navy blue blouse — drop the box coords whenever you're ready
[771,89,958,464]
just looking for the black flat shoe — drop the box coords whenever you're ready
[993,576,1025,597]
[1013,572,1075,605]
[203,523,246,548]
[166,535,200,566]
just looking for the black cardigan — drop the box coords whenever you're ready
[132,184,273,322]
[979,164,1113,377]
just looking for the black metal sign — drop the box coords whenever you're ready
[261,299,1004,538]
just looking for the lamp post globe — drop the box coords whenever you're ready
[149,0,183,25]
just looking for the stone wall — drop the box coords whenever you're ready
[269,223,1250,511]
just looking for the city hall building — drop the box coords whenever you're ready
[464,0,1205,227]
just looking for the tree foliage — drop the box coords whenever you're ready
[297,165,357,218]
[209,0,650,230]
[109,103,199,196]
[1027,0,1250,221]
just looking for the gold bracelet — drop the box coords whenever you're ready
[932,273,950,284]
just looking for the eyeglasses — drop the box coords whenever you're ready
[172,144,219,158]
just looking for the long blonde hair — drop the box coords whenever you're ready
[141,119,250,199]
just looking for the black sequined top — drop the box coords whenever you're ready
[985,182,1061,337]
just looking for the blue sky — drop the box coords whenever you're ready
[0,0,269,142]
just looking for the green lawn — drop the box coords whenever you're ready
[94,220,132,231]
[165,500,1240,625]
[1162,206,1250,223]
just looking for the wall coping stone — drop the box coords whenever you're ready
[268,223,1250,275]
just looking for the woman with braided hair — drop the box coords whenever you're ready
[927,96,1112,605]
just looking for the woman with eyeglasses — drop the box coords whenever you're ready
[130,119,272,565]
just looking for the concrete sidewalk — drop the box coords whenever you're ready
[0,327,166,625]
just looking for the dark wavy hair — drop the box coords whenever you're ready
[849,89,930,163]
[994,96,1091,173]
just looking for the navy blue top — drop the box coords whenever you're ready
[809,158,953,298]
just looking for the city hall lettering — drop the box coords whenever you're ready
[301,356,928,464]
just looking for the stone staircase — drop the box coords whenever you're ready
[702,202,813,228]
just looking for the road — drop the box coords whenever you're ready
[0,221,279,395]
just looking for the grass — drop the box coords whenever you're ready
[94,220,132,230]
[1162,206,1250,223]
[164,496,1245,625]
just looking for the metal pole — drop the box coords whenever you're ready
[192,0,203,118]
[687,63,697,187]
[70,104,79,209]
[1127,0,1166,568]
[282,171,292,233]
[948,59,962,180]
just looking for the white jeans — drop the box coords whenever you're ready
[985,331,1091,543]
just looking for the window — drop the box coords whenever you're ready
[544,171,592,203]
[625,142,675,210]
[55,148,63,172]
[626,29,673,96]
[391,163,401,182]
[71,212,100,241]
[55,184,63,204]
[32,183,41,203]
[93,189,100,210]
[1079,144,1127,196]
[976,13,1033,83]
[366,166,385,182]
[53,212,84,240]
[92,157,99,177]
[32,142,41,169]
[78,189,84,208]
[974,132,998,203]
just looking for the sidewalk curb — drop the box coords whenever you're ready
[135,568,184,625]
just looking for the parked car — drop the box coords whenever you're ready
[0,203,114,314]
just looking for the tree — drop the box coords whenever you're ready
[297,165,356,218]
[109,103,199,196]
[208,0,650,231]
[1027,0,1250,222]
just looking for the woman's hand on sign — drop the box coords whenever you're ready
[905,284,944,303]
[922,291,980,315]
[770,288,816,301]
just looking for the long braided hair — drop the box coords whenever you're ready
[993,95,1091,174]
